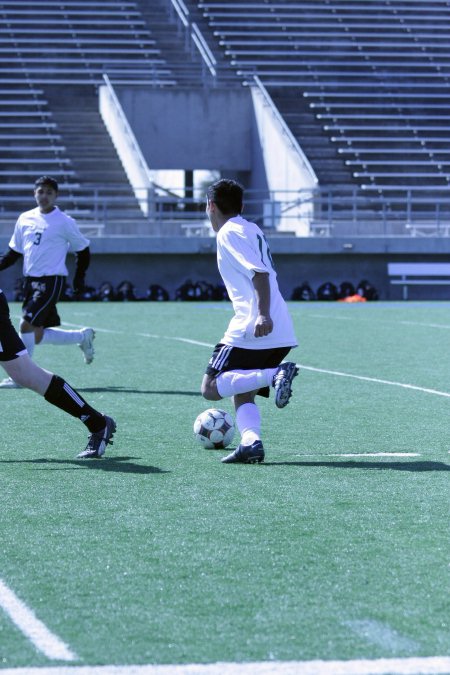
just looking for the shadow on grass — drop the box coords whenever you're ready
[0,456,169,474]
[77,387,201,396]
[263,459,450,472]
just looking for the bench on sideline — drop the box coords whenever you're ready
[388,262,450,299]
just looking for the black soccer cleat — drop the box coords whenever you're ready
[273,362,299,408]
[221,440,265,464]
[77,416,116,459]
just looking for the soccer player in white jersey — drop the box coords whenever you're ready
[201,178,299,464]
[0,288,115,458]
[0,176,95,388]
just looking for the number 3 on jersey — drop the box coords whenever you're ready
[33,231,43,245]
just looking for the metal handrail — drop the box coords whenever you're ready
[169,0,217,79]
[249,75,318,186]
[1,186,450,237]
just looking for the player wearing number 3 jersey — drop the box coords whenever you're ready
[201,179,299,464]
[0,176,95,388]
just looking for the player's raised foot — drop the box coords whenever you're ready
[79,327,95,364]
[273,362,299,408]
[77,416,116,459]
[0,376,22,389]
[221,440,265,464]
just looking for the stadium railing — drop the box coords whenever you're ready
[199,2,449,17]
[0,186,449,238]
[0,170,76,177]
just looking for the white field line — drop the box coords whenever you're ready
[344,619,419,653]
[3,656,450,674]
[306,313,450,331]
[298,364,450,399]
[138,334,450,400]
[297,453,420,458]
[136,332,214,347]
[54,322,450,400]
[0,579,77,661]
[398,320,450,330]
[16,311,450,332]
[6,318,449,671]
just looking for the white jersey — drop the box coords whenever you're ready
[9,206,89,277]
[217,215,297,350]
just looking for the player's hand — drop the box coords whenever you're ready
[73,273,85,294]
[254,314,273,337]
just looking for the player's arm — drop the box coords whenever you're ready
[73,246,90,293]
[0,247,22,271]
[252,271,273,337]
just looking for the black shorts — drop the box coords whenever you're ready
[0,292,27,361]
[22,275,64,327]
[205,343,292,398]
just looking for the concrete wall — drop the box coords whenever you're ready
[3,235,450,302]
[117,87,256,171]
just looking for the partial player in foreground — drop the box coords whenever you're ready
[201,178,299,464]
[0,176,95,388]
[0,288,115,459]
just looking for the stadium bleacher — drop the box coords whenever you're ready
[199,0,450,193]
[0,0,181,232]
[0,0,237,234]
[1,0,450,236]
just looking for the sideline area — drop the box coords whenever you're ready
[3,657,450,675]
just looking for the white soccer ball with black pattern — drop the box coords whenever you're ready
[193,408,235,449]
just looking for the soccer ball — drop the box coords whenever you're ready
[193,408,235,449]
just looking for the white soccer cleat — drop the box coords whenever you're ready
[0,376,22,389]
[79,327,95,364]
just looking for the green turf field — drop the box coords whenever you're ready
[1,301,449,671]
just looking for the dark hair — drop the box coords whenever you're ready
[34,176,59,192]
[207,179,243,216]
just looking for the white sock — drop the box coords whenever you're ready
[41,327,84,345]
[19,332,35,358]
[216,368,277,398]
[236,402,261,446]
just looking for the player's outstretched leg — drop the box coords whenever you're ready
[221,440,265,464]
[77,415,116,459]
[78,327,95,364]
[273,362,299,408]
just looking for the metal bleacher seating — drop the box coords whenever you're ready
[0,1,172,85]
[0,80,75,226]
[0,0,182,235]
[0,0,241,236]
[2,0,450,237]
[197,0,450,196]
